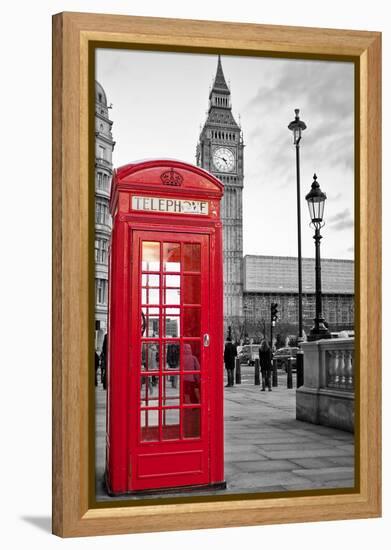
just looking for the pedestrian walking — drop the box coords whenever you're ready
[224,336,237,387]
[100,333,108,390]
[259,339,272,391]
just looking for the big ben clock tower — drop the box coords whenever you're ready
[196,56,244,338]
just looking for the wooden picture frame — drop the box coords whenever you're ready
[52,11,381,537]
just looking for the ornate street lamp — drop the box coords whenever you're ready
[306,174,331,341]
[288,108,307,387]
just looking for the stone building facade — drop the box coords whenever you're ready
[95,81,115,351]
[243,255,354,341]
[196,56,245,336]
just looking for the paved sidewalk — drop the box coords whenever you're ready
[95,367,354,501]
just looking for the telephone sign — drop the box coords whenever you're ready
[131,196,209,215]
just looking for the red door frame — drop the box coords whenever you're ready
[106,160,224,495]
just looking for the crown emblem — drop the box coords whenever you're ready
[160,168,183,186]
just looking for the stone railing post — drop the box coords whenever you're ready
[296,338,355,432]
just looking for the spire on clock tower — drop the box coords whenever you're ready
[210,55,230,95]
[208,55,232,110]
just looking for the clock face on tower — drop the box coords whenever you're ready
[212,147,235,173]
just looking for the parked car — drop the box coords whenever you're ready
[273,347,298,371]
[238,344,261,366]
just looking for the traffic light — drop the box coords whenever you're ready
[271,303,278,324]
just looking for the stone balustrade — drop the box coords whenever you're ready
[325,346,354,391]
[296,338,355,432]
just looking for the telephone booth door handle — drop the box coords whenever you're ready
[203,334,210,347]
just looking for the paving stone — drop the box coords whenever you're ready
[292,467,354,481]
[225,485,288,495]
[257,441,332,452]
[289,457,338,469]
[280,479,354,491]
[327,455,355,467]
[335,444,355,452]
[225,442,263,452]
[227,471,306,489]
[282,479,355,490]
[280,428,325,439]
[225,452,267,462]
[236,459,296,473]
[259,448,350,460]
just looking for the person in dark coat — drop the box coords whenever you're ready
[259,339,272,391]
[224,337,237,387]
[95,351,100,387]
[100,333,108,390]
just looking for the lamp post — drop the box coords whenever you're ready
[243,304,248,344]
[305,174,331,341]
[288,108,307,387]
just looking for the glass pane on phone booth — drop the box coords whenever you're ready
[142,274,160,287]
[183,307,201,336]
[142,287,160,305]
[184,243,201,272]
[141,409,159,442]
[142,242,160,271]
[162,409,180,441]
[164,310,180,338]
[163,341,180,371]
[183,274,201,304]
[183,342,201,404]
[183,408,201,439]
[140,375,159,408]
[163,243,181,272]
[162,375,180,406]
[142,308,160,337]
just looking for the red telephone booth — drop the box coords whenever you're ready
[106,159,225,495]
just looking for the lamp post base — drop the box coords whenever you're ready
[307,324,332,342]
[307,316,331,341]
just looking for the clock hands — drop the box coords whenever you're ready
[217,155,228,165]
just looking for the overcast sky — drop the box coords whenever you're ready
[96,49,354,260]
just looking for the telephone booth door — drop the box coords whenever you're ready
[130,231,210,490]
